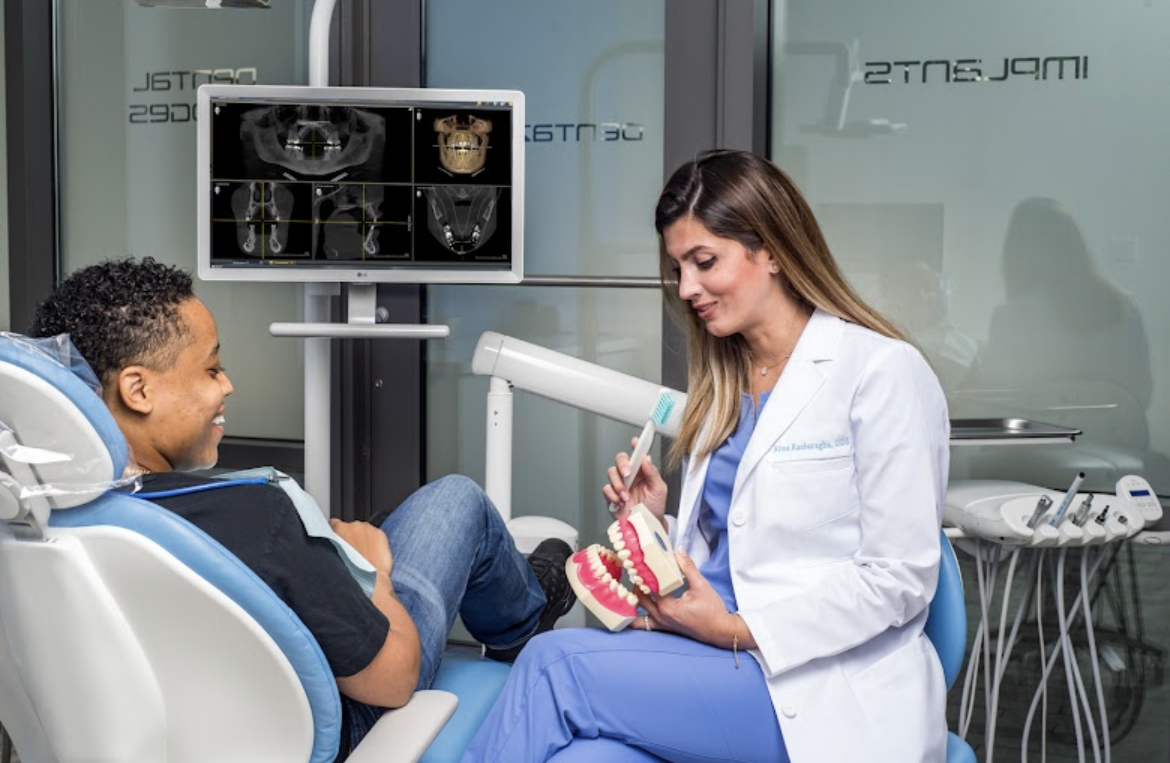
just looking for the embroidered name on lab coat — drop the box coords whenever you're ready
[772,436,851,455]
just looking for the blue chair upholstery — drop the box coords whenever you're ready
[421,646,512,762]
[0,334,341,763]
[924,530,978,763]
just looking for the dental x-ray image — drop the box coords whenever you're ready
[210,180,314,258]
[413,107,513,187]
[205,94,516,272]
[212,101,412,182]
[313,183,412,260]
[414,185,511,262]
[422,185,500,255]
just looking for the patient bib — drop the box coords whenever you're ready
[219,466,377,597]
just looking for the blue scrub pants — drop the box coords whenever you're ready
[461,627,789,763]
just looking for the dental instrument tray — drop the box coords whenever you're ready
[949,418,1080,443]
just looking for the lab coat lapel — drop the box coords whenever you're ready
[733,310,842,498]
[676,449,712,551]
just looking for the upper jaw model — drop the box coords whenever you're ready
[566,504,684,631]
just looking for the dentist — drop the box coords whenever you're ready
[463,150,951,762]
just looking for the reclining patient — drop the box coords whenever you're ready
[29,257,576,762]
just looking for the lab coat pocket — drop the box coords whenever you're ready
[760,455,858,537]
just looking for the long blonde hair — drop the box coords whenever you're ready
[655,150,905,467]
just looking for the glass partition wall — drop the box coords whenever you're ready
[0,5,8,333]
[55,0,311,445]
[424,0,666,551]
[771,1,1170,758]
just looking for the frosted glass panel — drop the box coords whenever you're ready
[426,0,664,278]
[56,0,310,440]
[0,6,8,332]
[425,1,665,549]
[772,0,1170,498]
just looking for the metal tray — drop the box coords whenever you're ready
[949,418,1081,442]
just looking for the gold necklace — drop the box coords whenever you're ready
[749,349,792,377]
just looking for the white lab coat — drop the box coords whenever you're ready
[674,309,951,762]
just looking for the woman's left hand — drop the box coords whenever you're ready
[637,549,754,650]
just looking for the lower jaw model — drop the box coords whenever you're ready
[566,504,684,631]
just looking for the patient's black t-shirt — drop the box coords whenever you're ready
[140,472,389,678]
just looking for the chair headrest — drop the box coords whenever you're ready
[0,333,129,521]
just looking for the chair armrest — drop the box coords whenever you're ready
[345,690,459,763]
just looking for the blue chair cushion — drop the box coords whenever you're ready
[421,646,512,763]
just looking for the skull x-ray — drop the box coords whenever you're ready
[434,114,492,175]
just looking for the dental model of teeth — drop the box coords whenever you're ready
[566,504,685,631]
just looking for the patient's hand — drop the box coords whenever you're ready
[330,518,394,577]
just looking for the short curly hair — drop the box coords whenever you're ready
[29,257,196,387]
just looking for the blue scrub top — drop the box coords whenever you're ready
[697,390,770,612]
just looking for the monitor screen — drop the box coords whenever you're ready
[197,85,524,284]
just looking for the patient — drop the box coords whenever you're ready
[29,257,576,761]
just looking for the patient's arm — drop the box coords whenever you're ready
[330,520,422,708]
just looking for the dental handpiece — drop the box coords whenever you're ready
[607,419,656,514]
[1026,495,1054,529]
[1048,471,1086,527]
[1071,494,1095,527]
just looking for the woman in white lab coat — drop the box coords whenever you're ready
[462,150,951,763]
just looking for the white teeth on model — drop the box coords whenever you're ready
[639,584,651,594]
[617,549,632,560]
[630,573,644,586]
[608,578,619,591]
[613,540,626,551]
[622,559,634,570]
[625,592,638,605]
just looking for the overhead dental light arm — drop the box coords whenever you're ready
[472,332,686,436]
[472,332,686,519]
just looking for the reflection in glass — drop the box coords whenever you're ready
[965,197,1164,491]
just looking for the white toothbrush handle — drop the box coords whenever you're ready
[608,419,656,513]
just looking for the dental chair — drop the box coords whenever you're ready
[925,530,978,763]
[0,333,467,763]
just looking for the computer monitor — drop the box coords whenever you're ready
[197,85,524,284]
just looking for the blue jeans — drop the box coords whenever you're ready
[342,475,546,753]
[460,628,788,763]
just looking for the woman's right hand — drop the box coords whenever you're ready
[603,439,668,525]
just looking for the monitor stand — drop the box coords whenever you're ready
[270,283,449,516]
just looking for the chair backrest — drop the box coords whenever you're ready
[0,334,340,763]
[924,529,967,690]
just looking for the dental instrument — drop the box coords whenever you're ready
[1048,471,1085,527]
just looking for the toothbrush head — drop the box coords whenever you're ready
[649,391,676,428]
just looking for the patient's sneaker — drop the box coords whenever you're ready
[484,538,577,662]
